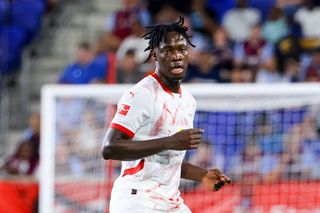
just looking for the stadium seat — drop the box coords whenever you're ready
[0,26,26,75]
[0,0,9,26]
[10,0,45,43]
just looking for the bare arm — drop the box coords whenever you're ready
[181,161,231,191]
[101,128,204,161]
[181,161,207,182]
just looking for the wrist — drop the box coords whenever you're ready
[161,136,173,150]
[200,169,208,183]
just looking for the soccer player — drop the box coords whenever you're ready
[102,16,231,213]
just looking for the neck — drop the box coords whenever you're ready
[156,70,181,93]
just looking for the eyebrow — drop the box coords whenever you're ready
[160,43,188,49]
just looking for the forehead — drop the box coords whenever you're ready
[159,31,187,48]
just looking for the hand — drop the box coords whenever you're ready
[168,128,204,150]
[202,168,231,192]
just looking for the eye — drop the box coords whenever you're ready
[162,49,170,55]
[179,47,188,52]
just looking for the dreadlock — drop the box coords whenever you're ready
[142,16,195,62]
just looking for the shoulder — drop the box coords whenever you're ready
[181,86,196,104]
[120,76,154,101]
[63,63,79,72]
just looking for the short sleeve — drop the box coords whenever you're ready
[110,86,152,138]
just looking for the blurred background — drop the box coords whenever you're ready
[1,0,320,212]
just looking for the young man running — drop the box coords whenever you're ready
[102,16,230,213]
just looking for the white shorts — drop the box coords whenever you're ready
[109,188,192,213]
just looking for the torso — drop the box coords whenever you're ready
[110,73,196,201]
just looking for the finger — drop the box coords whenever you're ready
[189,141,201,146]
[206,169,222,180]
[192,128,204,134]
[188,142,201,149]
[190,133,203,140]
[206,170,219,178]
[213,180,225,191]
[189,144,200,149]
[222,175,231,184]
[189,139,202,144]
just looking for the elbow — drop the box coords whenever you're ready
[101,145,113,160]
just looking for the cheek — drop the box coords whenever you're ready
[157,56,169,65]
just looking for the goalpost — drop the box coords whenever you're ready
[40,83,320,213]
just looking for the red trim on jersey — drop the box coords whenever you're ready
[122,159,145,177]
[110,123,134,138]
[151,72,181,96]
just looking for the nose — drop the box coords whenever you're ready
[171,51,183,61]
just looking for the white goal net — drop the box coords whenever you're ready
[40,83,320,213]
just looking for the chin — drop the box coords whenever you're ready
[169,69,185,79]
[171,72,185,81]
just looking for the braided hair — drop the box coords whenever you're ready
[142,16,195,62]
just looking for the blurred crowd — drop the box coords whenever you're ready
[1,1,320,212]
[58,0,320,85]
[184,108,320,211]
[2,0,320,180]
[0,0,60,86]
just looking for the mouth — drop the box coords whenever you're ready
[170,64,184,75]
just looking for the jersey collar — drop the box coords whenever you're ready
[151,72,182,97]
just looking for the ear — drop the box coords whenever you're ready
[151,50,157,61]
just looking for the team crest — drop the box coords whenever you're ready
[118,104,131,116]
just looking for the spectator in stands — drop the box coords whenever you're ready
[302,113,320,179]
[102,0,151,51]
[211,27,234,74]
[116,49,143,83]
[231,138,262,212]
[234,24,273,78]
[282,57,301,82]
[262,7,289,44]
[255,56,284,83]
[294,0,320,38]
[0,113,40,176]
[184,46,225,83]
[296,114,320,179]
[185,27,233,81]
[116,15,149,66]
[222,0,261,42]
[1,140,38,176]
[153,3,179,24]
[206,0,234,24]
[23,112,41,142]
[255,113,284,183]
[230,64,254,83]
[277,0,303,16]
[304,48,320,81]
[280,120,315,180]
[189,0,217,38]
[59,42,107,84]
[256,113,284,154]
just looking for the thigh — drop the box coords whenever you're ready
[109,189,151,213]
[173,203,192,213]
[110,188,192,213]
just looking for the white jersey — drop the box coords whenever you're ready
[109,72,196,209]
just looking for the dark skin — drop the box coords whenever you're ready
[102,31,230,191]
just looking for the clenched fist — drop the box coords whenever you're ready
[168,128,204,150]
[202,168,231,191]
